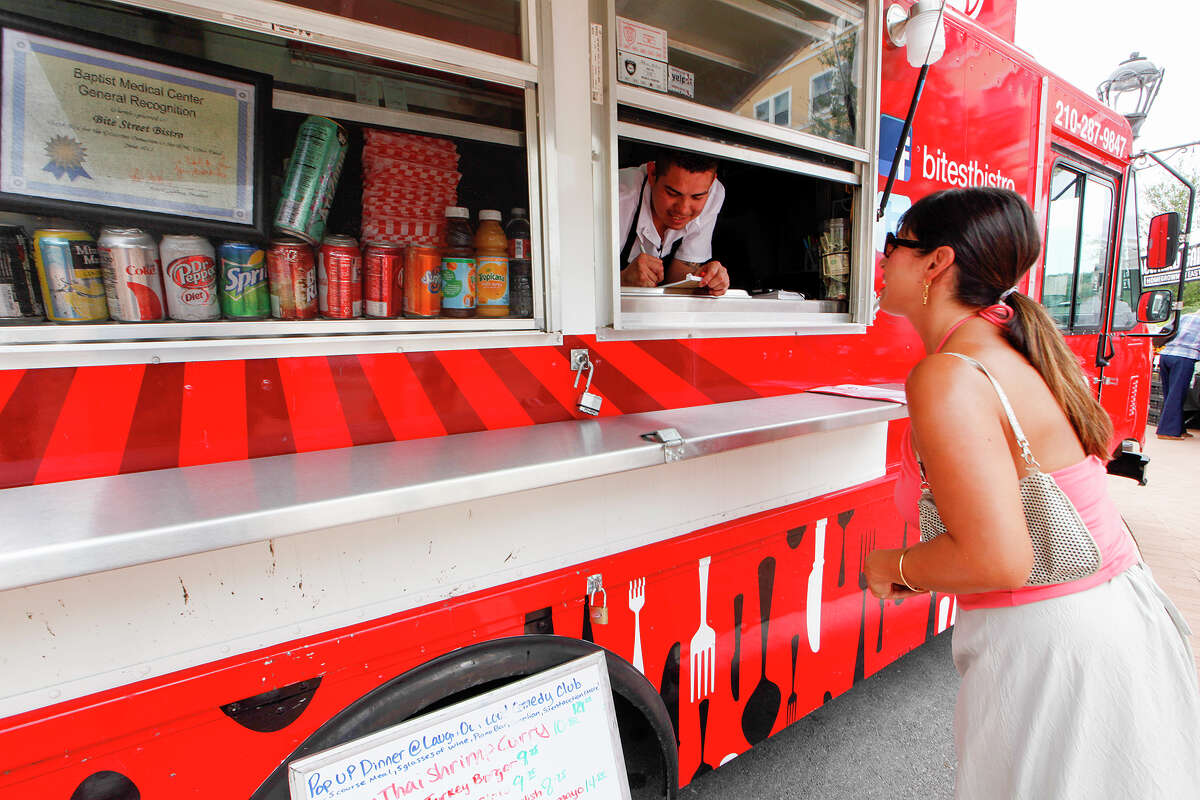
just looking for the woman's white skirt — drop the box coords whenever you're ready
[952,562,1200,799]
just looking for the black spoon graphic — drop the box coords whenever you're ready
[786,524,807,549]
[836,509,854,586]
[731,593,743,701]
[740,557,780,745]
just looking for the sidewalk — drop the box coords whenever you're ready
[1106,428,1200,673]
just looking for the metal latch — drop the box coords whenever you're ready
[571,349,603,416]
[641,427,685,462]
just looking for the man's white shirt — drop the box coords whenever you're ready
[617,164,725,265]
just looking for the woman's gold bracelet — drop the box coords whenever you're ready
[898,547,922,592]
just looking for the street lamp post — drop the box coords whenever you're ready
[1096,52,1164,138]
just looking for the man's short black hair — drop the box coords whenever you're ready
[654,150,718,176]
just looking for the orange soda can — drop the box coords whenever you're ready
[403,245,441,318]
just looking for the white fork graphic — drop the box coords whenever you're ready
[690,556,716,703]
[629,578,646,673]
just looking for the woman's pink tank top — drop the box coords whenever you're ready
[894,359,1138,610]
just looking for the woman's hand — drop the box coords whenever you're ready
[865,547,927,600]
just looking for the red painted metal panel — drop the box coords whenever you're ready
[0,368,77,489]
[357,353,445,441]
[436,348,537,429]
[179,360,249,467]
[245,359,296,460]
[35,365,143,484]
[276,357,353,453]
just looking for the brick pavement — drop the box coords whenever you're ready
[1106,428,1200,674]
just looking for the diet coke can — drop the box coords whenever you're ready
[266,237,318,320]
[98,227,165,322]
[160,235,218,320]
[318,235,362,319]
[364,242,404,318]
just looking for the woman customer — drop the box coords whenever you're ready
[864,187,1200,798]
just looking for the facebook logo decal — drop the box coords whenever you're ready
[878,114,911,181]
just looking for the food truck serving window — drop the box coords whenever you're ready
[0,0,551,367]
[599,0,878,337]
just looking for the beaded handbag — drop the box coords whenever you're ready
[916,354,1101,587]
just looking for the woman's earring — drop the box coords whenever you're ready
[922,281,929,306]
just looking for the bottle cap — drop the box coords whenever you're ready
[445,206,469,219]
[479,209,502,221]
[509,207,527,218]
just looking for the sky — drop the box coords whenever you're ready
[1012,1,1200,184]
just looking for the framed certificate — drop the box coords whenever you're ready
[0,11,271,239]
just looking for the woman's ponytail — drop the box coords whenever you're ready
[1004,293,1113,458]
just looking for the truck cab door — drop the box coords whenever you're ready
[1094,176,1152,446]
[1040,160,1116,403]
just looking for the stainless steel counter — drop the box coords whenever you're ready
[0,391,907,592]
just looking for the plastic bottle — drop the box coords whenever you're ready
[506,208,533,318]
[440,207,476,318]
[474,210,509,317]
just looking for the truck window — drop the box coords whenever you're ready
[268,0,524,60]
[0,0,547,366]
[1113,178,1140,331]
[1041,163,1114,331]
[604,1,873,333]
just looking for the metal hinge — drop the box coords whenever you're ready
[586,573,603,594]
[642,427,685,462]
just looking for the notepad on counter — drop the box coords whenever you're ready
[807,384,908,404]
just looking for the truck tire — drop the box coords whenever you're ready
[249,635,678,799]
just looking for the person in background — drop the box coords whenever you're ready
[617,150,730,295]
[1155,308,1200,440]
[864,187,1200,798]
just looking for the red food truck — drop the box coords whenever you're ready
[0,0,1162,797]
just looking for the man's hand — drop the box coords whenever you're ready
[621,252,664,287]
[698,260,730,296]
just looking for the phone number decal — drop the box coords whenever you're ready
[1052,99,1128,158]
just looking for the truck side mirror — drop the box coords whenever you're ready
[1146,212,1180,270]
[1137,289,1173,323]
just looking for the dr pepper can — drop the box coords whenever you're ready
[160,234,219,321]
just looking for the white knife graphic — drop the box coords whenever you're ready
[807,518,827,652]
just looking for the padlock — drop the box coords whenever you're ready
[588,589,609,625]
[574,361,603,416]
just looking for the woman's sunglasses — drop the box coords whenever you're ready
[883,232,924,257]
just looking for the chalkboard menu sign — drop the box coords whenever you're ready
[288,652,632,800]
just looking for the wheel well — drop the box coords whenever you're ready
[249,634,678,799]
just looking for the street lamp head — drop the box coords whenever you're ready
[1097,52,1165,137]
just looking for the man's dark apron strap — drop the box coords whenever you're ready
[620,172,684,272]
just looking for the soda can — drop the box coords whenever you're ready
[98,227,165,322]
[318,235,362,319]
[363,242,404,318]
[0,224,44,318]
[32,229,108,323]
[218,241,270,319]
[274,116,349,244]
[403,245,441,319]
[266,237,318,320]
[160,235,219,320]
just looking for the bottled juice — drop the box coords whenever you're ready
[474,209,509,317]
[440,206,476,318]
[506,208,533,318]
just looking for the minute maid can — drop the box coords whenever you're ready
[218,241,270,319]
[33,229,109,322]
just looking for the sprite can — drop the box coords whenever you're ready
[218,241,270,319]
[273,116,348,244]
